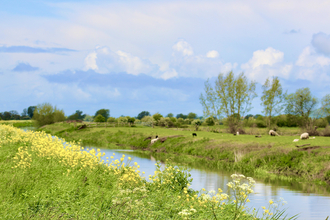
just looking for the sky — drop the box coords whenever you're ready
[1,0,330,118]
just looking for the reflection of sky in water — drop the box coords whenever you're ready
[87,147,330,220]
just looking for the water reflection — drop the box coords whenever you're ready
[90,147,330,220]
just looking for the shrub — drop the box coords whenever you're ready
[322,125,330,137]
[94,114,106,122]
[33,103,66,127]
[256,120,267,128]
[107,117,116,123]
[205,117,215,126]
[315,118,328,128]
[153,113,163,122]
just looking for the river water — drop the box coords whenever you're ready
[20,128,330,219]
[93,147,330,219]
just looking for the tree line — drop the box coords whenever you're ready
[200,71,330,132]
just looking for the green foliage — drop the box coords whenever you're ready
[321,94,330,116]
[67,110,86,120]
[127,116,135,125]
[107,117,116,123]
[27,106,36,118]
[261,76,285,127]
[83,114,93,122]
[137,111,150,120]
[152,113,163,121]
[205,117,215,126]
[187,112,197,119]
[176,113,187,119]
[94,109,110,120]
[94,114,105,122]
[166,113,174,118]
[285,88,318,122]
[200,71,257,125]
[32,103,65,127]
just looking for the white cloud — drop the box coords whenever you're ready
[206,50,219,58]
[172,40,194,56]
[83,46,159,75]
[84,52,98,70]
[296,46,330,67]
[241,47,291,83]
[241,47,284,70]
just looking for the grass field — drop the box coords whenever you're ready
[35,122,330,187]
[0,124,296,219]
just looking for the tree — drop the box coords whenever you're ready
[192,119,202,131]
[94,109,110,120]
[127,117,136,126]
[83,115,94,122]
[137,111,150,120]
[33,103,65,127]
[94,114,105,122]
[187,112,197,119]
[176,113,187,119]
[28,106,37,118]
[321,94,330,116]
[205,117,215,126]
[21,108,28,117]
[153,113,163,121]
[200,71,257,132]
[166,113,174,118]
[285,88,318,119]
[244,114,254,120]
[260,76,285,127]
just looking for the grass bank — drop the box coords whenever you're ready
[0,124,295,219]
[38,122,330,187]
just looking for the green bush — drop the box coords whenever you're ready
[205,117,215,126]
[33,103,65,127]
[107,117,116,123]
[94,114,105,122]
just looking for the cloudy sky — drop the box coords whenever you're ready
[1,0,330,118]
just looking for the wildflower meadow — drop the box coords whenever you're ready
[0,124,297,219]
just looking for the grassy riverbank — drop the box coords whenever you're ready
[0,124,295,219]
[38,122,330,187]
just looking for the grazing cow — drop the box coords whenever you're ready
[192,133,197,137]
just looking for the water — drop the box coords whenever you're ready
[90,147,330,219]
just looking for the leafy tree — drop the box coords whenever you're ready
[21,108,28,117]
[137,111,150,120]
[83,115,94,122]
[200,71,257,132]
[107,117,116,123]
[27,106,36,118]
[261,77,285,127]
[153,113,163,121]
[33,103,65,127]
[67,110,86,120]
[94,114,105,122]
[285,88,318,121]
[244,114,254,120]
[187,112,197,119]
[127,117,135,126]
[1,111,11,120]
[176,113,187,119]
[9,110,20,120]
[166,113,174,118]
[94,109,110,120]
[192,119,202,131]
[321,94,330,116]
[254,114,262,119]
[205,117,215,126]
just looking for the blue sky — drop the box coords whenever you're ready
[1,0,330,118]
